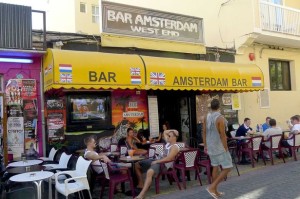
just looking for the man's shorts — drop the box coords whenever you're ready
[139,159,161,175]
[209,151,233,169]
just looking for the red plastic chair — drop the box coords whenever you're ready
[197,150,212,184]
[99,162,135,199]
[174,149,202,189]
[154,160,181,194]
[262,134,285,165]
[150,143,165,156]
[281,133,300,161]
[237,136,263,168]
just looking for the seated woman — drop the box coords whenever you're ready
[126,128,147,155]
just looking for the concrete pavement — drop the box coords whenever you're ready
[153,158,300,199]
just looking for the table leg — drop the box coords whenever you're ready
[33,181,41,199]
[48,177,52,199]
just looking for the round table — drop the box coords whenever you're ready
[7,165,45,174]
[10,171,54,199]
[102,151,120,156]
[119,156,146,163]
[8,159,43,167]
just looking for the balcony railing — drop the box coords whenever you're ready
[260,1,300,36]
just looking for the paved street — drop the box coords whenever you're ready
[153,159,300,199]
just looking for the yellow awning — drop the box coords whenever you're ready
[101,33,206,54]
[141,56,264,91]
[43,49,264,92]
[43,49,145,91]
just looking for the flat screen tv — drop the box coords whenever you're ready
[66,92,114,132]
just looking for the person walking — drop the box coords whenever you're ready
[203,99,232,198]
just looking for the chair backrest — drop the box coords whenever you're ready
[150,143,165,155]
[110,144,118,152]
[294,133,300,147]
[48,147,57,161]
[119,145,128,156]
[67,155,79,170]
[182,149,198,168]
[270,134,282,149]
[251,136,263,151]
[53,149,64,162]
[148,147,156,159]
[75,156,92,176]
[58,152,72,168]
[176,142,185,148]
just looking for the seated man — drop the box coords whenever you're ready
[126,128,147,155]
[281,115,300,156]
[262,117,271,132]
[262,119,282,158]
[235,118,254,137]
[84,136,111,177]
[235,118,254,164]
[134,130,180,199]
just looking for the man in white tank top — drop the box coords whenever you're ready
[84,136,111,176]
[134,129,180,199]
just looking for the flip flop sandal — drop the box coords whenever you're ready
[206,187,219,199]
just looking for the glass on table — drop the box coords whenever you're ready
[21,153,27,163]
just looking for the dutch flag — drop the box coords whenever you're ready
[59,64,72,73]
[252,77,262,86]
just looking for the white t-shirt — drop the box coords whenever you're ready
[291,124,300,133]
[264,127,282,148]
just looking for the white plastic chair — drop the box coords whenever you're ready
[44,152,72,169]
[55,156,92,199]
[39,147,57,161]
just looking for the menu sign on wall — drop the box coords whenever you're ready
[102,2,204,44]
[148,96,159,138]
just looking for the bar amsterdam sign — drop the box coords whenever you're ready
[102,2,204,44]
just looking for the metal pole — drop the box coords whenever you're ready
[40,71,46,156]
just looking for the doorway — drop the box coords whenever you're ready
[156,91,196,142]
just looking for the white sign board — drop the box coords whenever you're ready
[148,96,159,138]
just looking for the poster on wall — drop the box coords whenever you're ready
[5,79,22,105]
[196,93,238,126]
[7,117,24,158]
[46,99,65,140]
[21,79,37,100]
[231,93,241,110]
[112,90,149,141]
[23,99,38,150]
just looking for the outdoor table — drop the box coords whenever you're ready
[179,147,190,152]
[102,151,120,156]
[119,155,146,172]
[7,159,43,167]
[7,165,45,174]
[9,171,53,199]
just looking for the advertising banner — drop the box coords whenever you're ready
[7,117,24,158]
[112,90,148,140]
[46,99,65,140]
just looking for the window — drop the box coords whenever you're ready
[80,3,86,13]
[269,60,291,90]
[92,5,99,23]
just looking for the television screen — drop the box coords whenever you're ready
[66,92,113,132]
[70,97,107,120]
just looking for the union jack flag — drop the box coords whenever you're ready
[130,67,141,76]
[150,72,165,85]
[60,73,72,83]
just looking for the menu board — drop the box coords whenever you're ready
[148,96,159,138]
